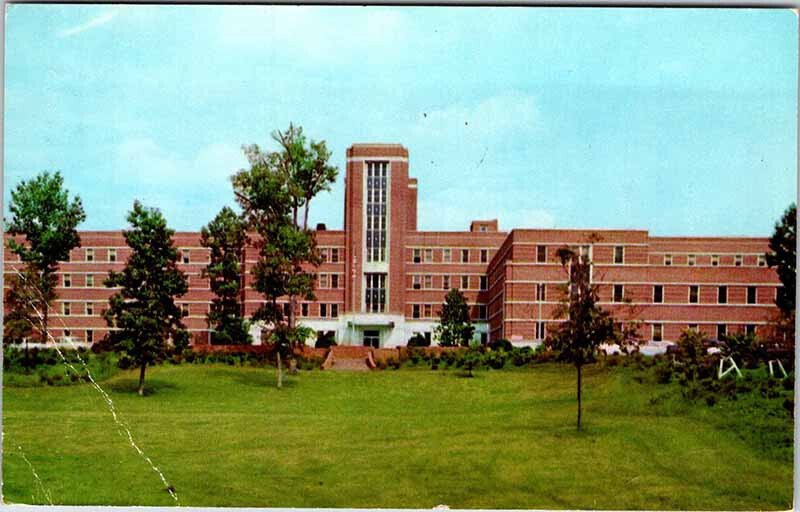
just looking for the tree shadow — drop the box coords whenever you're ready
[105,378,180,396]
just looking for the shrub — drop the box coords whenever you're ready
[488,338,513,352]
[407,333,430,348]
[653,363,673,384]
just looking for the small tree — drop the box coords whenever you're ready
[435,288,475,347]
[766,203,796,346]
[6,171,86,341]
[200,206,251,345]
[546,245,617,430]
[3,268,53,366]
[103,201,189,396]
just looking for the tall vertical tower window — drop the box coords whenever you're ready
[365,273,387,313]
[366,161,388,263]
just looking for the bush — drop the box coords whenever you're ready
[653,363,673,384]
[407,333,430,348]
[488,338,513,352]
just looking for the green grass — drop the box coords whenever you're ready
[3,363,793,509]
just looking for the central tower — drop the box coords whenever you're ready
[342,144,416,346]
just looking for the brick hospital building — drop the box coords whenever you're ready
[3,144,783,350]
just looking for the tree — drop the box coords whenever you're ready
[6,171,86,341]
[546,245,617,430]
[435,288,475,347]
[232,124,338,388]
[200,206,251,345]
[103,201,189,396]
[766,203,796,345]
[4,268,54,366]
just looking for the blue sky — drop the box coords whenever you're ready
[4,6,797,236]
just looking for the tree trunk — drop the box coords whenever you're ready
[303,199,310,231]
[138,363,147,396]
[24,338,29,370]
[276,351,283,389]
[576,364,582,431]
[42,304,49,344]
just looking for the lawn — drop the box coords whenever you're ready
[2,363,793,509]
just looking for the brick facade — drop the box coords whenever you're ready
[3,144,782,349]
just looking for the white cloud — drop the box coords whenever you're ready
[58,9,119,38]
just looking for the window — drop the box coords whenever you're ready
[480,332,488,344]
[320,248,328,262]
[537,245,547,263]
[63,303,71,316]
[331,274,339,289]
[442,275,450,290]
[86,274,94,287]
[717,324,727,340]
[535,321,546,340]
[365,273,387,313]
[711,255,719,266]
[718,286,727,304]
[652,324,663,342]
[412,275,421,290]
[424,275,432,289]
[480,276,487,291]
[413,249,421,263]
[423,304,432,318]
[664,254,672,266]
[412,304,420,319]
[86,248,94,262]
[461,275,469,289]
[363,330,380,348]
[184,303,192,316]
[182,249,190,264]
[461,249,469,263]
[478,305,487,320]
[689,285,699,304]
[301,303,309,317]
[86,302,94,316]
[331,304,338,318]
[757,255,766,267]
[480,249,488,263]
[614,246,624,264]
[108,249,117,262]
[320,274,329,288]
[63,274,72,288]
[613,285,624,303]
[653,285,663,304]
[330,248,339,263]
[746,324,756,336]
[442,248,451,262]
[366,161,388,262]
[536,283,546,302]
[424,249,433,263]
[687,254,696,266]
[64,329,71,338]
[320,304,328,317]
[734,254,742,267]
[747,286,757,305]
[86,330,93,344]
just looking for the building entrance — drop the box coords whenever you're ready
[363,330,380,348]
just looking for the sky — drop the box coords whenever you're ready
[4,6,797,236]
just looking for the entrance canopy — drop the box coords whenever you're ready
[347,319,395,328]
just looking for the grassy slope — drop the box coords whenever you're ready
[2,363,793,509]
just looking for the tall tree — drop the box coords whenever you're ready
[6,171,86,341]
[766,203,796,317]
[103,201,189,396]
[546,245,617,430]
[435,288,475,347]
[765,203,796,349]
[200,206,251,345]
[232,124,338,388]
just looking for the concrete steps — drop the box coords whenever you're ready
[323,345,373,371]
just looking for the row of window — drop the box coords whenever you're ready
[59,247,345,265]
[411,248,490,264]
[611,284,762,305]
[650,323,756,342]
[319,248,341,263]
[411,303,487,320]
[318,273,340,289]
[662,253,766,267]
[411,274,488,291]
